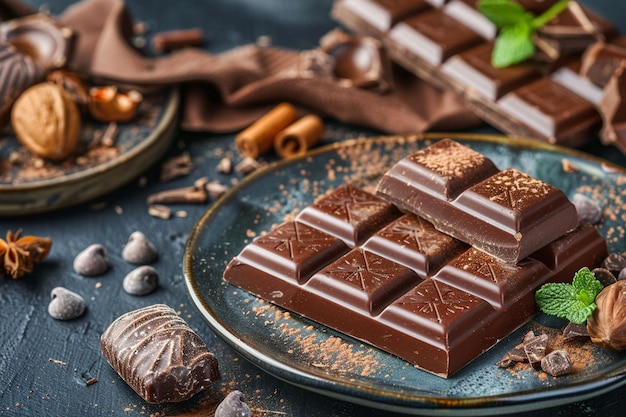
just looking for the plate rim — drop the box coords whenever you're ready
[0,88,180,214]
[184,133,626,415]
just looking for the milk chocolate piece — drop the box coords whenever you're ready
[224,190,607,377]
[388,9,483,67]
[442,42,542,100]
[333,0,430,36]
[0,44,44,123]
[296,185,400,246]
[333,0,615,147]
[0,13,74,71]
[101,304,220,403]
[497,77,601,146]
[375,139,580,263]
[580,40,626,87]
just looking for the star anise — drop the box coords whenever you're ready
[0,230,52,279]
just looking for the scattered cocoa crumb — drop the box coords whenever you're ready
[561,158,579,173]
[148,204,172,219]
[160,152,193,182]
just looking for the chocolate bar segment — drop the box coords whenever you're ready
[234,221,349,284]
[376,140,580,263]
[101,304,220,404]
[333,0,616,147]
[224,188,607,377]
[362,213,468,276]
[296,184,400,246]
[337,0,431,35]
[497,76,601,145]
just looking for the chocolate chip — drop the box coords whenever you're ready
[619,268,626,281]
[73,243,109,276]
[215,390,251,417]
[592,267,617,287]
[541,350,573,376]
[602,253,626,275]
[572,193,602,224]
[122,231,158,264]
[48,287,86,320]
[123,265,159,295]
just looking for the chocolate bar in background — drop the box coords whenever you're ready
[332,0,617,147]
[224,184,607,377]
[375,139,580,263]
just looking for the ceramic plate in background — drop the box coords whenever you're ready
[0,88,179,215]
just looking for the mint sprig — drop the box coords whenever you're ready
[535,267,604,324]
[478,0,571,67]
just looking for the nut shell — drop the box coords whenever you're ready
[587,280,626,351]
[11,82,80,161]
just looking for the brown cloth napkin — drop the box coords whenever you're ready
[5,0,483,134]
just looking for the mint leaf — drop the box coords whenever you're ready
[491,22,535,68]
[535,267,604,324]
[478,0,533,28]
[478,0,571,67]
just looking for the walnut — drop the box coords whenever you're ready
[11,82,81,161]
[88,86,142,122]
[587,280,626,351]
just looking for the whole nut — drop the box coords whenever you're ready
[587,280,626,351]
[11,82,81,161]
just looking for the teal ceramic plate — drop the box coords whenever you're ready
[184,133,626,415]
[0,88,179,215]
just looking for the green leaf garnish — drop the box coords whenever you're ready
[478,0,571,67]
[535,267,604,324]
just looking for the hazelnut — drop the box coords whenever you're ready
[47,69,90,108]
[88,86,142,122]
[587,280,626,351]
[11,82,81,161]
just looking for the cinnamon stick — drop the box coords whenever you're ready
[274,114,324,158]
[235,102,298,158]
[152,28,205,52]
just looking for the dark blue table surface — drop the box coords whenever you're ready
[2,1,626,416]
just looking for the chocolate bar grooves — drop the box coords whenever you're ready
[224,140,607,377]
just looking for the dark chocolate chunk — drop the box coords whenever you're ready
[599,60,626,150]
[376,139,580,263]
[562,321,590,341]
[100,304,220,403]
[541,350,573,376]
[524,333,549,366]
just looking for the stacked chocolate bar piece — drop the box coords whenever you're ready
[332,0,621,148]
[223,139,607,377]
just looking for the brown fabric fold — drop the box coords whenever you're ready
[18,0,483,134]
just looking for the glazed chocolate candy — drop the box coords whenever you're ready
[224,185,607,377]
[376,139,580,263]
[101,304,220,403]
[332,0,614,147]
